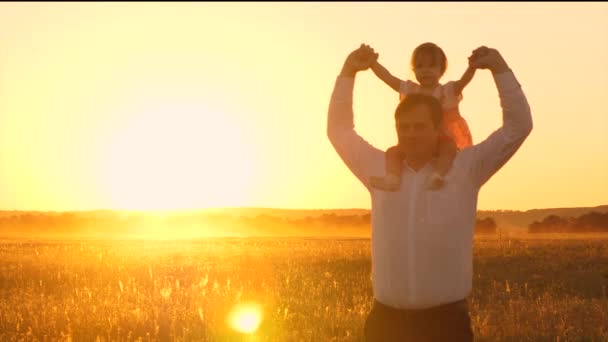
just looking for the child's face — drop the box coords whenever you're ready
[413,53,443,87]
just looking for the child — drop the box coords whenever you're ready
[369,42,476,191]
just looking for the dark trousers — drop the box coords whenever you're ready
[364,298,474,342]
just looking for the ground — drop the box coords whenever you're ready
[0,234,607,341]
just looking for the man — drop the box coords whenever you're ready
[327,44,532,341]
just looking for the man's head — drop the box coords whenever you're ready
[394,94,443,161]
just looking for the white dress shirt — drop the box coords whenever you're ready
[327,71,532,309]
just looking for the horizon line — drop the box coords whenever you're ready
[0,204,606,214]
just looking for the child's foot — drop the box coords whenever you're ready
[425,172,445,191]
[370,174,400,191]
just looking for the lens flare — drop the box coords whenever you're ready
[227,301,263,334]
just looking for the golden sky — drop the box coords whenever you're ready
[0,3,606,211]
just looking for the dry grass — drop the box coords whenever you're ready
[0,234,607,341]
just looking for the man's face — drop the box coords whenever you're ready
[396,104,439,159]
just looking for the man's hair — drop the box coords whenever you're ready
[410,42,448,76]
[394,93,444,128]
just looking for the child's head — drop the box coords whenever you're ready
[410,42,447,87]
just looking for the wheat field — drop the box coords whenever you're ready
[0,234,607,341]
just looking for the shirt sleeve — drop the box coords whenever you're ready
[327,76,384,191]
[465,71,533,187]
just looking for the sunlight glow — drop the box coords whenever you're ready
[227,302,263,334]
[97,99,258,211]
[0,4,606,211]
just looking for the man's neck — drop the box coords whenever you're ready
[404,155,433,171]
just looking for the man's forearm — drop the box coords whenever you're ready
[340,63,358,78]
[327,76,356,137]
[491,59,511,75]
[494,70,533,142]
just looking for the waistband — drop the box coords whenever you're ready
[373,298,468,317]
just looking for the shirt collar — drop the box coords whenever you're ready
[402,157,437,174]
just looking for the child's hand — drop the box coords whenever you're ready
[468,46,510,74]
[468,47,488,69]
[359,44,379,65]
[341,44,379,76]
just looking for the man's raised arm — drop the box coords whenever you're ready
[327,45,384,190]
[466,46,533,187]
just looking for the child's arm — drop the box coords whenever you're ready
[453,66,476,96]
[371,60,402,93]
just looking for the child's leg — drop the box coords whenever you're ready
[385,145,404,181]
[370,145,404,191]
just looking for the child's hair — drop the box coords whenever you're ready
[410,42,448,76]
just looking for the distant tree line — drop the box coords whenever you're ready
[475,217,497,235]
[0,211,501,236]
[528,211,608,233]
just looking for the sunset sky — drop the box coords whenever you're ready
[0,3,606,212]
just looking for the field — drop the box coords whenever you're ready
[1,234,607,341]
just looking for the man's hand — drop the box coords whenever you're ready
[340,44,379,77]
[468,46,510,74]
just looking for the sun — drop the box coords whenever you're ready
[96,99,258,211]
